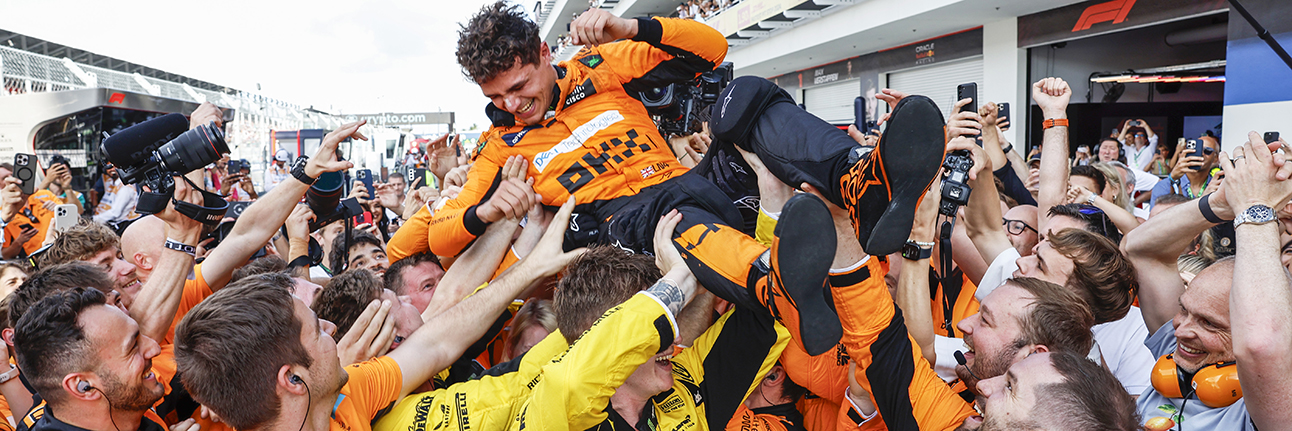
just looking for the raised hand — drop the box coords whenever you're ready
[335,299,397,366]
[1031,77,1071,119]
[569,8,638,46]
[516,197,587,278]
[307,121,365,178]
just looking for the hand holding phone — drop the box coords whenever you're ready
[13,154,36,195]
[1264,131,1280,144]
[53,204,77,232]
[956,83,978,113]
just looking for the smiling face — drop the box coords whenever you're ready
[955,284,1035,379]
[398,261,445,314]
[620,341,679,400]
[479,55,556,126]
[973,353,1064,431]
[1170,262,1234,373]
[82,305,164,411]
[348,243,390,277]
[85,247,140,308]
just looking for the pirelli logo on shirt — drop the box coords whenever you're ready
[455,393,471,431]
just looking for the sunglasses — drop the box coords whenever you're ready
[1202,147,1216,156]
[1074,204,1116,241]
[1003,218,1038,235]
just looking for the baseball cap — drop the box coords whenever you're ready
[1028,153,1042,169]
[275,149,290,162]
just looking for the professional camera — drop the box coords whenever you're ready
[101,113,230,224]
[636,62,734,136]
[939,150,974,217]
[305,170,363,232]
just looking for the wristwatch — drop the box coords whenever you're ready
[1233,204,1276,228]
[291,155,316,185]
[901,240,934,260]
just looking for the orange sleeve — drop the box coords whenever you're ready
[386,203,432,262]
[489,248,521,281]
[163,264,213,345]
[727,405,791,431]
[340,356,403,420]
[425,146,504,258]
[597,17,726,88]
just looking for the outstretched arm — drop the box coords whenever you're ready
[388,197,586,399]
[1033,78,1073,231]
[205,122,362,290]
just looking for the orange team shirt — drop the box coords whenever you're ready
[332,356,403,431]
[163,264,213,345]
[3,191,61,256]
[927,263,979,339]
[388,17,725,260]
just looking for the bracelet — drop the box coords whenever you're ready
[1198,194,1229,224]
[1001,143,1014,154]
[1042,118,1069,129]
[1085,194,1098,206]
[164,238,197,256]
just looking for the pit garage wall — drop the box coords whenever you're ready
[1221,0,1292,150]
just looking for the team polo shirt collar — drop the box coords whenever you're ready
[29,407,166,431]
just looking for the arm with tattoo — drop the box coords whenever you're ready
[645,266,697,317]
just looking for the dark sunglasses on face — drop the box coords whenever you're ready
[1202,147,1216,156]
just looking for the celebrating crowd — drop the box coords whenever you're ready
[0,2,1286,431]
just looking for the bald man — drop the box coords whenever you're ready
[1002,204,1039,257]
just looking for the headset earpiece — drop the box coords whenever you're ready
[1193,361,1242,408]
[1150,354,1183,398]
[1150,354,1242,408]
[290,374,304,385]
[77,381,92,393]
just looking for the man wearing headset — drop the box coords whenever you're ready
[1123,132,1292,429]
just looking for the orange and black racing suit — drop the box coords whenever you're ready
[388,17,771,312]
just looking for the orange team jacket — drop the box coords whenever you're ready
[388,17,727,260]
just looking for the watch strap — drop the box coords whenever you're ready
[902,240,934,260]
[1042,118,1069,130]
[291,155,316,185]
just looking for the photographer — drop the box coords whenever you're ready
[219,159,258,201]
[120,120,363,323]
[43,157,84,216]
[2,163,67,259]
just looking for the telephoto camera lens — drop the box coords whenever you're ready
[157,123,230,175]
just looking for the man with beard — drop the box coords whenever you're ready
[91,166,137,226]
[13,288,168,431]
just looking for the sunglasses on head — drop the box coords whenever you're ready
[1074,204,1115,240]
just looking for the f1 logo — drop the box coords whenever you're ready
[1071,0,1136,32]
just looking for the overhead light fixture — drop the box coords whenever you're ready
[1089,74,1225,83]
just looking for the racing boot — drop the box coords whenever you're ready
[709,76,945,256]
[756,193,841,356]
[839,95,946,256]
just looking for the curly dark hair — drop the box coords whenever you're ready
[457,1,542,83]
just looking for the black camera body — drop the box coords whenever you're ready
[636,62,734,136]
[939,150,974,216]
[102,113,230,223]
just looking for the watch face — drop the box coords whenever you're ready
[902,243,919,259]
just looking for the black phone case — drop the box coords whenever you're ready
[998,102,1010,122]
[13,154,35,195]
[853,97,866,130]
[956,83,977,113]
